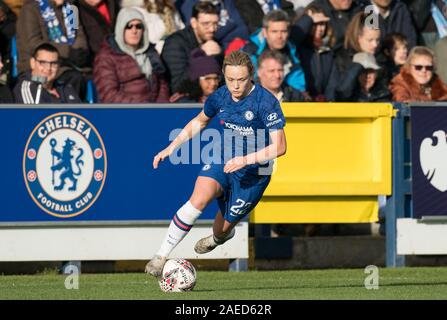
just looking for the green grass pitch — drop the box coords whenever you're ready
[0,267,447,300]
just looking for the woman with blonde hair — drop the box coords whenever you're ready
[390,46,447,102]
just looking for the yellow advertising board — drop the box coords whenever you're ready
[251,103,397,223]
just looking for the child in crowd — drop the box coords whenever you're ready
[382,33,409,81]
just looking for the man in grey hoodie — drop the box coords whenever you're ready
[93,7,170,103]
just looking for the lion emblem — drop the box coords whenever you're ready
[50,138,84,191]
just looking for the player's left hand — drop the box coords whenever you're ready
[224,156,247,173]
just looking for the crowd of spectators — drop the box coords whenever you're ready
[0,0,447,104]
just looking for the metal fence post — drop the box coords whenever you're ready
[385,103,409,267]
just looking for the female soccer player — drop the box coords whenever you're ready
[145,50,287,277]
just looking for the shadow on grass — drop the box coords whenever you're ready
[193,281,447,293]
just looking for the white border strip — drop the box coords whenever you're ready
[0,222,248,261]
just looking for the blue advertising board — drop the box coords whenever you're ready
[0,105,219,223]
[412,106,447,219]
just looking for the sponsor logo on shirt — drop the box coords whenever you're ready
[222,121,254,136]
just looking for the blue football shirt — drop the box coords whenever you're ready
[203,84,286,177]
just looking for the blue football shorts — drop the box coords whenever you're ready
[198,163,271,223]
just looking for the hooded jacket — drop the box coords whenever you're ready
[93,7,169,103]
[242,28,306,91]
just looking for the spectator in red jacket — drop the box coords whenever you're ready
[93,7,170,103]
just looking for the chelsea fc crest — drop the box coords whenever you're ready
[23,112,107,218]
[245,110,254,121]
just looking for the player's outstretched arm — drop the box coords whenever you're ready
[224,129,287,173]
[153,111,212,169]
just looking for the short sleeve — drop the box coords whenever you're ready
[203,93,219,118]
[260,97,286,131]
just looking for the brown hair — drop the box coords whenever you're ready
[304,4,336,48]
[191,1,218,19]
[382,32,408,56]
[344,12,380,52]
[222,51,254,76]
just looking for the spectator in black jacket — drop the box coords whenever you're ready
[308,0,365,50]
[404,0,441,49]
[341,52,391,101]
[161,1,222,92]
[77,0,119,55]
[381,32,408,80]
[292,4,335,100]
[366,0,417,49]
[0,0,16,57]
[233,0,297,34]
[326,11,384,100]
[0,53,13,103]
[257,49,308,102]
[0,0,16,89]
[179,0,249,50]
[13,43,81,103]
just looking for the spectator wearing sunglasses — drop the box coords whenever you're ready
[93,7,170,103]
[13,43,81,103]
[390,46,447,102]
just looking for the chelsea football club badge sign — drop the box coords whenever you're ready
[23,112,107,218]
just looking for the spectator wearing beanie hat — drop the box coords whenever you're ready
[170,48,222,103]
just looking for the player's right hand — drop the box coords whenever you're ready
[153,147,172,169]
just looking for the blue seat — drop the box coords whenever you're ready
[10,35,18,79]
[86,79,97,104]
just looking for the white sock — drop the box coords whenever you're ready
[156,201,202,257]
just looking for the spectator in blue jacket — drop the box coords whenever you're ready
[257,49,308,101]
[179,0,249,50]
[242,9,307,91]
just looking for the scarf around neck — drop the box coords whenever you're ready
[36,0,76,44]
